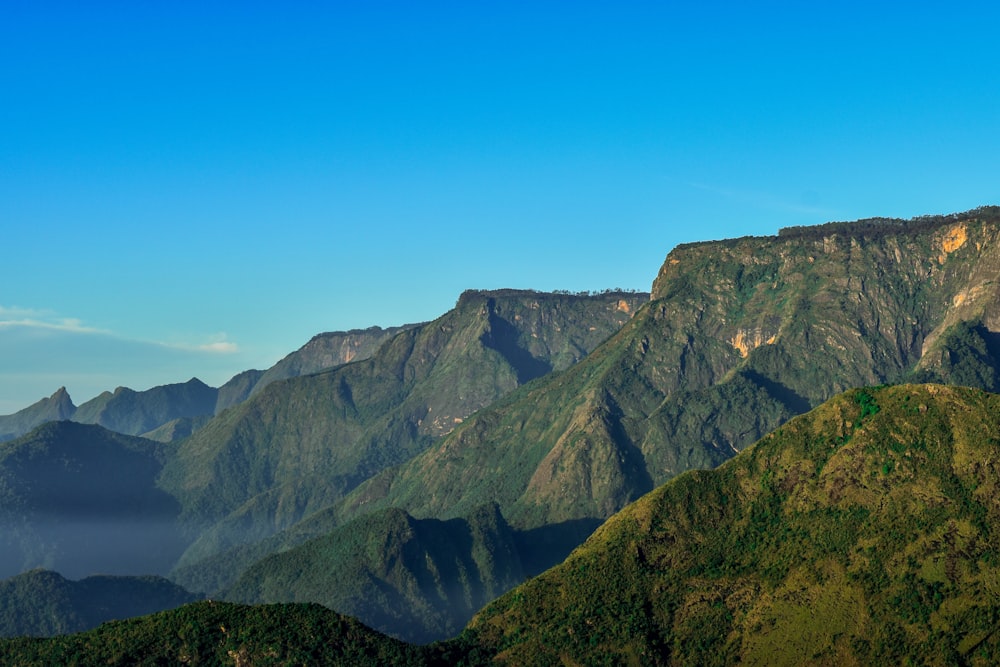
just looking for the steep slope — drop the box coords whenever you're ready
[0,387,75,442]
[72,378,218,436]
[0,569,200,638]
[160,289,646,566]
[462,384,1000,665]
[224,504,523,644]
[340,209,1000,535]
[0,421,185,579]
[213,369,265,413]
[140,414,213,443]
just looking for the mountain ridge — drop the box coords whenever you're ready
[5,384,1000,664]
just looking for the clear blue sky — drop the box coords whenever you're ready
[2,1,999,413]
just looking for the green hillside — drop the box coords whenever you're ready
[0,601,427,666]
[8,385,1000,665]
[462,384,1000,665]
[0,569,199,638]
[224,504,523,644]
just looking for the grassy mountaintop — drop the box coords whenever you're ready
[463,384,1000,665]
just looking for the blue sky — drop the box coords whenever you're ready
[2,2,999,413]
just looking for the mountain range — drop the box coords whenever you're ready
[3,383,999,664]
[0,324,421,443]
[2,208,1000,659]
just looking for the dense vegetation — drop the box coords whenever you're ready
[7,385,1000,665]
[224,504,523,644]
[0,601,429,666]
[0,570,199,638]
[463,384,1000,665]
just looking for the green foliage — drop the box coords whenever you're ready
[0,601,428,666]
[0,570,200,638]
[222,505,524,644]
[462,385,1000,665]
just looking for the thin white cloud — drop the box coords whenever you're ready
[159,333,241,355]
[197,341,240,354]
[0,306,109,334]
[0,305,239,353]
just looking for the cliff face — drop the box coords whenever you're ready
[340,209,1000,532]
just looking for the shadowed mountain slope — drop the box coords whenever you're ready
[224,504,524,645]
[0,421,184,579]
[72,378,219,437]
[0,569,200,638]
[249,325,418,397]
[160,290,647,567]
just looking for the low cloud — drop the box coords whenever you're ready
[198,341,240,353]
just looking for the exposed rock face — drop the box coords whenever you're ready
[341,208,1000,533]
